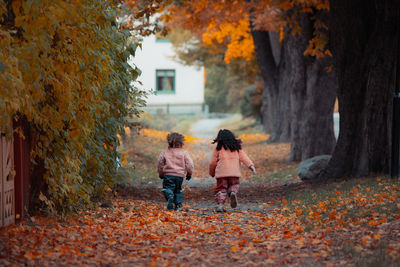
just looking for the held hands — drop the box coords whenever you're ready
[186,175,192,181]
[250,165,256,175]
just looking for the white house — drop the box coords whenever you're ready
[130,35,205,115]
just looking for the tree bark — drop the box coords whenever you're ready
[289,13,337,161]
[250,28,278,135]
[321,0,399,178]
[251,26,292,142]
[273,33,292,142]
[251,12,336,159]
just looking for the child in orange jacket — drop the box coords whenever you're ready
[209,129,256,212]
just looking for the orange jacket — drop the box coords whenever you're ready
[209,148,254,178]
[158,148,194,178]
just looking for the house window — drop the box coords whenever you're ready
[156,37,170,43]
[155,33,170,43]
[156,69,175,93]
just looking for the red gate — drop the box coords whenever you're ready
[0,134,15,227]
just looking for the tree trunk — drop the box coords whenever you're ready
[251,28,278,134]
[298,58,336,160]
[250,12,336,154]
[289,13,336,161]
[272,34,292,142]
[321,0,399,178]
[251,27,291,142]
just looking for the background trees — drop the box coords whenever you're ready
[163,22,263,116]
[122,0,400,180]
[162,0,336,161]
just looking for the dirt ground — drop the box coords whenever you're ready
[1,126,399,266]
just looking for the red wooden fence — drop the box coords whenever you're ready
[0,133,15,227]
[0,118,31,227]
[13,118,32,222]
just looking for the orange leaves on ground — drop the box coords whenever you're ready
[238,133,270,144]
[141,128,200,144]
[288,178,400,263]
[282,230,293,238]
[1,177,400,266]
[112,127,400,265]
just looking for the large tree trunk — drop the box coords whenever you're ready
[251,28,280,137]
[251,27,291,142]
[250,12,336,156]
[321,0,398,178]
[272,33,292,142]
[297,58,336,160]
[289,13,337,161]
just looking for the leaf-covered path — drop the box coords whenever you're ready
[0,182,327,267]
[1,129,400,266]
[2,177,399,266]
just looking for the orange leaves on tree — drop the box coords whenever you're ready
[202,18,254,64]
[163,0,256,64]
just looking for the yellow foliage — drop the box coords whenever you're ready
[0,0,145,213]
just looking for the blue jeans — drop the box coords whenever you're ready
[162,175,183,206]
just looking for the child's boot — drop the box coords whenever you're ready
[216,203,224,212]
[175,203,183,211]
[167,198,174,210]
[230,191,238,208]
[162,188,174,210]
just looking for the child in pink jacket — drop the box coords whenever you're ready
[209,129,256,212]
[158,132,194,211]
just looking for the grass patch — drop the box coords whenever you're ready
[250,165,298,185]
[119,128,165,184]
[285,176,400,228]
[131,112,200,136]
[283,176,400,266]
[353,242,400,267]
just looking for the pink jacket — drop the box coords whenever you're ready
[209,148,254,178]
[158,148,194,178]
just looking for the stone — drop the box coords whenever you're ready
[298,155,331,181]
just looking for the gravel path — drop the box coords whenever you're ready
[190,118,226,138]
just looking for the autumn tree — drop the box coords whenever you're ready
[0,0,146,212]
[162,0,336,161]
[321,0,400,178]
[163,28,262,115]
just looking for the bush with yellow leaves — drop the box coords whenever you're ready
[0,0,146,213]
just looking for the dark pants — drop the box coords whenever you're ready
[162,175,183,206]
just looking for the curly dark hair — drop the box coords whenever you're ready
[212,129,242,152]
[167,132,185,148]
